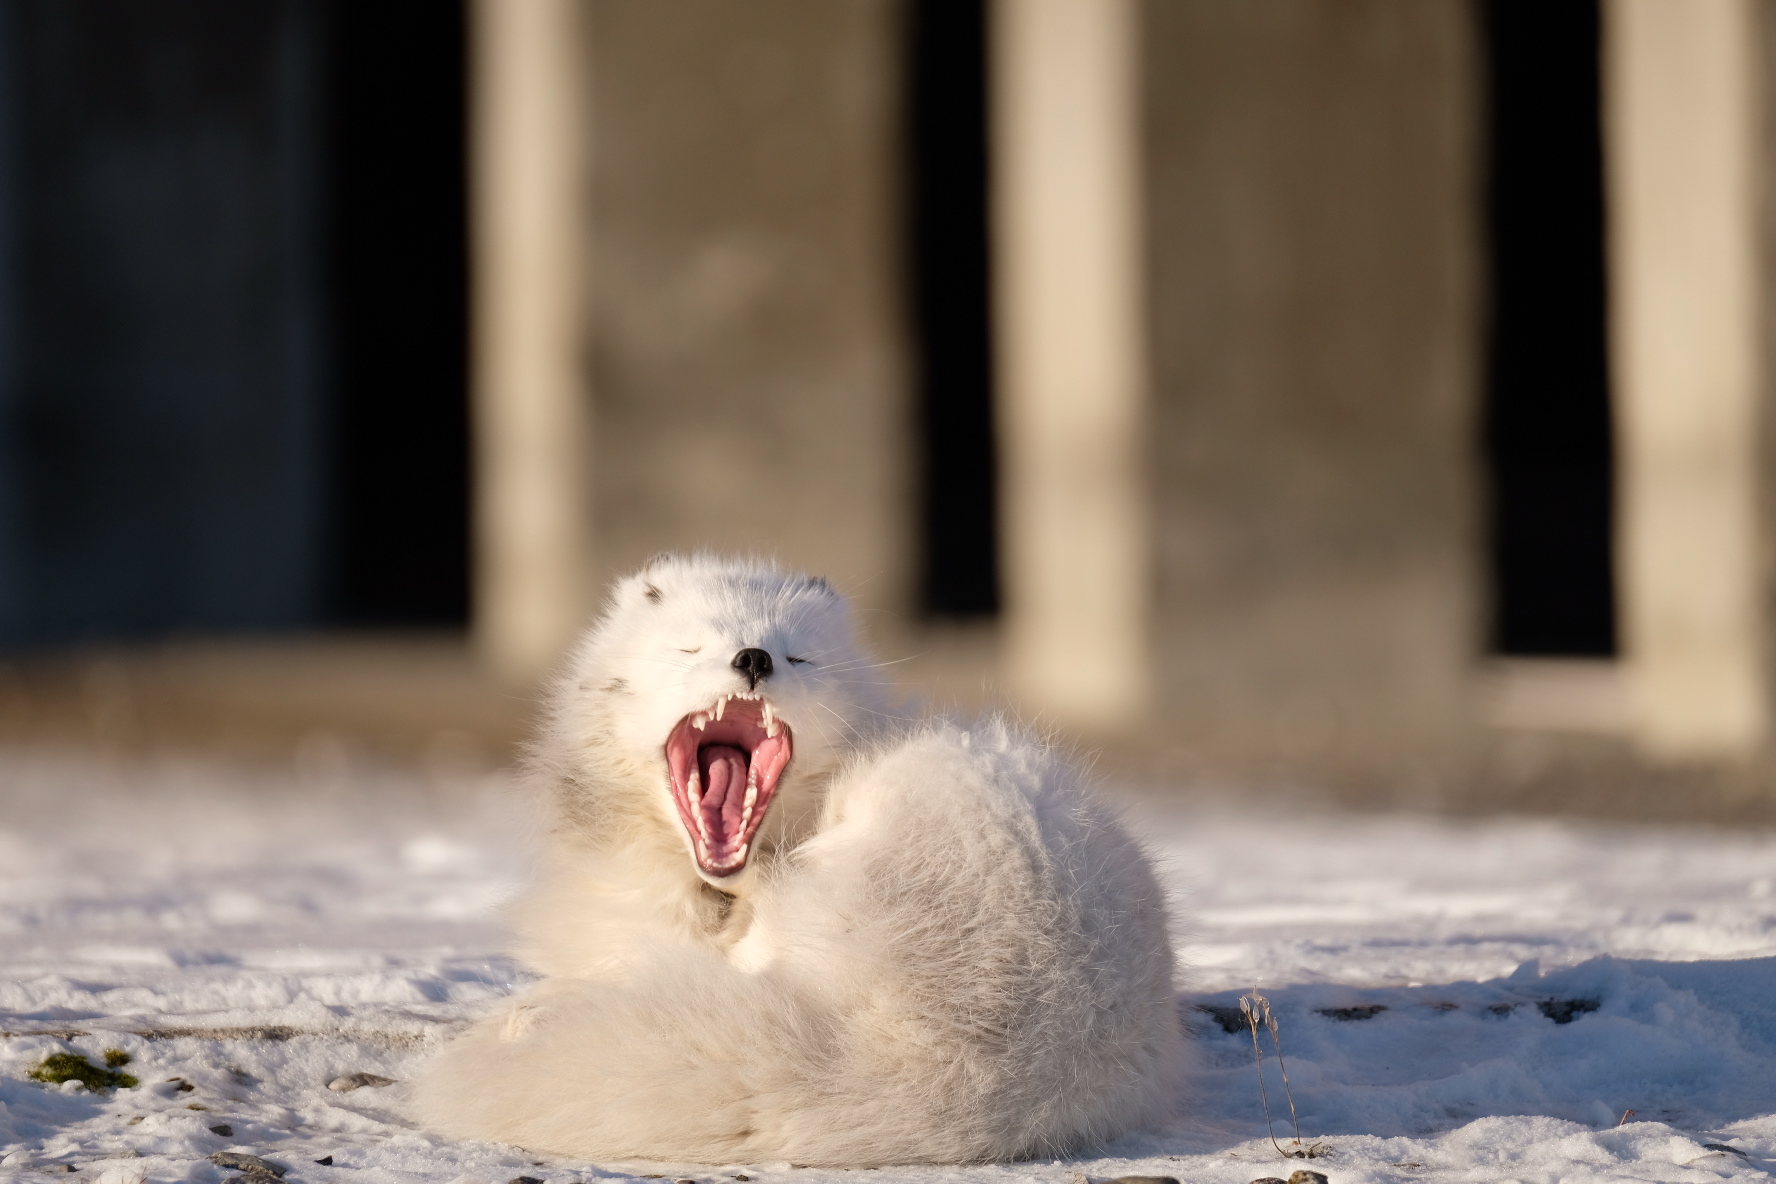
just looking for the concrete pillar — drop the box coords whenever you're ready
[1605,0,1769,761]
[991,0,1149,733]
[469,0,595,682]
[1142,1,1481,769]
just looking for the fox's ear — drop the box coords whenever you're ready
[642,551,676,572]
[612,569,664,606]
[807,575,837,598]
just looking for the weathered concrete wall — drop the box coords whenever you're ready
[585,0,911,618]
[1142,0,1483,768]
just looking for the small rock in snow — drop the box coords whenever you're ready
[326,1073,397,1092]
[1287,1172,1328,1184]
[509,1176,544,1184]
[209,1152,286,1178]
[209,1125,234,1138]
[314,1157,334,1166]
[1249,1177,1288,1184]
[1537,997,1600,1024]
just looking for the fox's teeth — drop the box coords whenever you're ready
[714,696,727,721]
[687,771,711,842]
[743,764,759,814]
[766,719,781,738]
[761,701,775,729]
[691,713,708,730]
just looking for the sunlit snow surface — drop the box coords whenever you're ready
[3,748,1775,1184]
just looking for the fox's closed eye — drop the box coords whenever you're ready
[786,655,809,665]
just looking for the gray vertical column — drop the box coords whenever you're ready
[470,0,595,682]
[1605,0,1770,763]
[991,0,1150,735]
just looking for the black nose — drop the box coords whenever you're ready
[732,647,774,689]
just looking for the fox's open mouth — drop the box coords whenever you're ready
[664,695,793,878]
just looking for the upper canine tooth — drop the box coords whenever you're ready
[714,696,727,721]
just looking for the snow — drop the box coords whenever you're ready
[3,747,1776,1184]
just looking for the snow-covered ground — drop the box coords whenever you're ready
[2,747,1774,1184]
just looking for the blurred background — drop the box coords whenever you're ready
[0,0,1767,822]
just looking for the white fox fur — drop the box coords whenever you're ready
[411,555,1182,1166]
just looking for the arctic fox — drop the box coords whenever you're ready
[412,555,1182,1166]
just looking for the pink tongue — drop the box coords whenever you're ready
[697,744,749,843]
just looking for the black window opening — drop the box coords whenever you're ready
[325,0,470,628]
[0,0,339,645]
[908,0,999,618]
[0,0,469,649]
[1482,0,1617,657]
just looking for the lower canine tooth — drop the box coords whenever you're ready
[692,713,708,730]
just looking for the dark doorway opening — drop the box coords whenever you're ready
[0,0,469,648]
[0,0,336,645]
[325,0,470,627]
[1482,0,1617,656]
[907,0,998,617]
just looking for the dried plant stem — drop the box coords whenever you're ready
[1241,987,1310,1159]
[1240,993,1284,1156]
[1261,998,1303,1145]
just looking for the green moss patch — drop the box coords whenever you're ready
[26,1050,139,1092]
